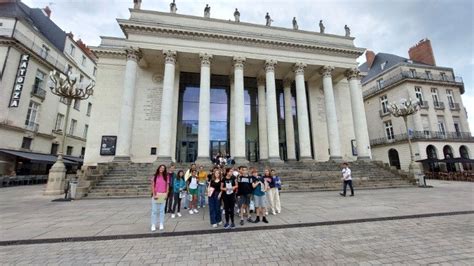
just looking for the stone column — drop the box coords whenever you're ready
[294,63,312,160]
[196,53,212,163]
[283,78,296,161]
[257,76,269,161]
[114,47,141,161]
[232,57,248,163]
[157,50,177,162]
[346,68,371,160]
[265,59,282,162]
[321,66,342,160]
[229,74,235,157]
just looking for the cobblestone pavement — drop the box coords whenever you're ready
[0,213,472,265]
[0,180,473,242]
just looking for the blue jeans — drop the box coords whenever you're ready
[208,194,222,225]
[198,183,207,207]
[151,198,166,226]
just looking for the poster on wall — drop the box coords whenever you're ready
[351,139,358,156]
[100,136,117,156]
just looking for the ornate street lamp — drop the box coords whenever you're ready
[44,70,94,195]
[388,98,424,186]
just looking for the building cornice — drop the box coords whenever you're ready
[116,17,365,58]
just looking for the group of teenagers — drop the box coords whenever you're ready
[150,163,282,231]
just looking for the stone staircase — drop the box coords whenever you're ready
[83,160,415,199]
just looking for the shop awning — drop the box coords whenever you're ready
[0,149,78,165]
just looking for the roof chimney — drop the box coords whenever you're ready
[408,38,436,66]
[43,6,51,18]
[365,50,375,69]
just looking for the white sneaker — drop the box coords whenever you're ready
[189,210,194,215]
[159,223,164,230]
[272,210,276,215]
[277,210,281,214]
[171,214,176,219]
[198,206,201,209]
[177,212,182,217]
[265,211,269,216]
[151,224,156,232]
[217,221,223,226]
[193,209,199,214]
[212,224,217,228]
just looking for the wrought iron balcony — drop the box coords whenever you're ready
[433,101,445,110]
[31,85,46,100]
[449,102,460,111]
[370,131,474,146]
[419,100,429,109]
[363,70,464,99]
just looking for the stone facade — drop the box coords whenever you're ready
[360,41,473,171]
[85,7,372,165]
[0,3,96,175]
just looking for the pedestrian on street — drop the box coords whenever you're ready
[187,170,199,214]
[340,162,354,197]
[251,168,269,223]
[150,164,169,231]
[221,167,238,229]
[208,168,223,228]
[165,163,176,213]
[171,170,186,218]
[237,165,254,225]
[197,165,207,208]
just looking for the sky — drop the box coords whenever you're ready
[23,0,474,132]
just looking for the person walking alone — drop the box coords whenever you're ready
[340,162,354,197]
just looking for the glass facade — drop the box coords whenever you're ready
[176,72,310,163]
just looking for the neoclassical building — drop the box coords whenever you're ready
[84,3,372,165]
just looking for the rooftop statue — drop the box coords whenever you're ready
[234,8,240,22]
[292,17,298,30]
[319,20,325,33]
[133,0,141,9]
[204,4,210,18]
[344,24,351,37]
[170,0,177,13]
[265,12,273,26]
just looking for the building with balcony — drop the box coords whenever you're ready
[0,0,96,176]
[359,38,473,171]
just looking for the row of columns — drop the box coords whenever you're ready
[114,48,371,163]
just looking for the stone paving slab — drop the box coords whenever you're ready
[0,180,473,242]
[0,214,472,265]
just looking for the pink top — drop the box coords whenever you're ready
[151,175,168,193]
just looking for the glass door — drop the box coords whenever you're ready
[246,140,258,162]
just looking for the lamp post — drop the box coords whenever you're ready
[388,98,424,186]
[44,70,94,195]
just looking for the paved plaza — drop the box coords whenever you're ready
[0,180,473,265]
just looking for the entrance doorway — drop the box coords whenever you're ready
[388,148,401,169]
[246,140,258,162]
[210,140,228,159]
[177,141,197,163]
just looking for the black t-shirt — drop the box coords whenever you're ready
[209,179,221,197]
[263,175,275,188]
[237,175,253,195]
[222,177,236,195]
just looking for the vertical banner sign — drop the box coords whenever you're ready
[9,54,30,107]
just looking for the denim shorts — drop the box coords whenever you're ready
[238,194,252,206]
[253,195,266,208]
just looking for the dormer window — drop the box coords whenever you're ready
[380,61,387,70]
